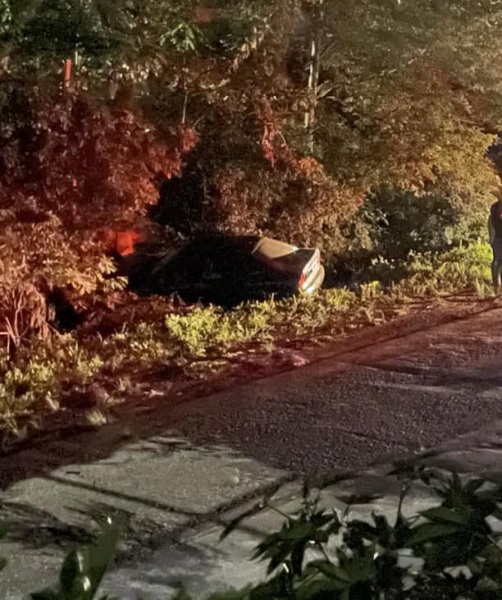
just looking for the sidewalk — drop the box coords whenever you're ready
[102,418,502,599]
[2,303,502,598]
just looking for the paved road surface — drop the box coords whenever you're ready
[2,302,502,598]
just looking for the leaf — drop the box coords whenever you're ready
[252,535,292,575]
[60,550,85,596]
[464,478,485,495]
[345,519,378,541]
[420,506,468,525]
[313,559,351,582]
[249,572,289,600]
[283,522,314,541]
[310,511,335,529]
[408,523,460,545]
[291,543,306,575]
[85,520,120,597]
[342,551,377,582]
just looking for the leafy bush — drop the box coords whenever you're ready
[349,189,460,260]
[339,182,494,279]
[210,160,359,258]
[0,80,197,229]
[398,242,493,297]
[0,78,197,352]
[6,469,502,599]
[363,242,493,297]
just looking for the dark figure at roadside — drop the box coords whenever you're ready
[489,198,502,292]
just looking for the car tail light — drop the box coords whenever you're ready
[298,250,320,291]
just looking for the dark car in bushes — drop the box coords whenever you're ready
[128,235,325,306]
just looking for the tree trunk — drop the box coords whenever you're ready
[304,0,324,154]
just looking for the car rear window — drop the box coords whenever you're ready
[269,249,317,275]
[252,237,295,260]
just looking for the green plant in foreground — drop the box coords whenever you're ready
[4,469,502,599]
[29,519,119,600]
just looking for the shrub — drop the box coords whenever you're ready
[404,242,492,295]
[0,78,197,348]
[1,83,179,227]
[0,281,49,355]
[340,185,494,277]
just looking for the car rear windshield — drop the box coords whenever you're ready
[252,238,296,260]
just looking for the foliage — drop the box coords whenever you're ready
[5,469,502,598]
[315,0,502,173]
[398,242,493,298]
[0,78,196,352]
[130,0,502,262]
[356,241,493,297]
[2,0,502,288]
[2,0,200,78]
[1,0,275,85]
[2,3,502,595]
[0,81,196,228]
[341,183,494,275]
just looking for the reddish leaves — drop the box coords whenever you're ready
[0,82,198,233]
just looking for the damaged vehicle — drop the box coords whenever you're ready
[127,235,325,306]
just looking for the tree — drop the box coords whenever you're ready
[2,0,502,262]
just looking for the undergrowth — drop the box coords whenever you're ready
[0,241,494,445]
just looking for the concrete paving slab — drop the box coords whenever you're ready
[420,419,502,479]
[1,543,63,600]
[0,476,189,545]
[0,475,191,599]
[0,434,290,599]
[51,436,287,515]
[102,527,265,600]
[102,471,440,599]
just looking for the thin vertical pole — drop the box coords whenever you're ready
[64,59,72,89]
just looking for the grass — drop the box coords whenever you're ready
[0,241,494,446]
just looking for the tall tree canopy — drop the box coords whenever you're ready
[1,0,502,258]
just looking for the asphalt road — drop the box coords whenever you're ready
[135,301,502,475]
[3,302,502,598]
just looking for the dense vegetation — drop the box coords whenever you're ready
[4,468,502,599]
[2,0,502,441]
